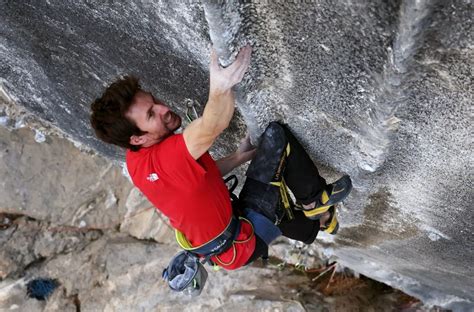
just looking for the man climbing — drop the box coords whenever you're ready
[90,45,351,273]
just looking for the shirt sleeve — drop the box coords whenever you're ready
[151,134,207,186]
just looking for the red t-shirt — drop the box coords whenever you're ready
[126,134,255,270]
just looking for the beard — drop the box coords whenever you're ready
[158,111,182,141]
[166,111,182,132]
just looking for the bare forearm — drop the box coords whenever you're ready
[182,46,251,160]
[216,138,257,176]
[215,152,242,176]
[201,89,235,136]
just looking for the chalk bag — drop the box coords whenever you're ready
[162,251,208,297]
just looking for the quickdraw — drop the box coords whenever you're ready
[184,98,200,122]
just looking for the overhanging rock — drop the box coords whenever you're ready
[1,1,472,310]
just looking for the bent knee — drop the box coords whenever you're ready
[263,121,286,139]
[266,121,284,131]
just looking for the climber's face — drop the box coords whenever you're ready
[126,91,182,147]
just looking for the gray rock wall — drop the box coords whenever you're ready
[1,0,472,310]
[1,0,212,159]
[1,126,427,312]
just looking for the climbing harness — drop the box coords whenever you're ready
[163,215,255,296]
[162,167,288,296]
[164,119,349,294]
[163,175,256,296]
[175,215,251,265]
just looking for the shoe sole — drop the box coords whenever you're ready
[325,175,352,206]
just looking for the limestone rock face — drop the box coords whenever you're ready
[0,214,102,279]
[0,230,314,312]
[0,119,174,241]
[0,126,131,228]
[0,112,452,312]
[120,187,174,243]
[1,0,473,310]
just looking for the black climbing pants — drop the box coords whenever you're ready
[240,122,328,264]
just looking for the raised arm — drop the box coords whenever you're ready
[183,45,252,160]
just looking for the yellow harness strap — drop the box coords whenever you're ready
[175,217,254,267]
[270,178,294,220]
[270,143,294,220]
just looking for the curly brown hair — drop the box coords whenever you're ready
[90,76,145,151]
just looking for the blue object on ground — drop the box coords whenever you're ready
[26,278,60,301]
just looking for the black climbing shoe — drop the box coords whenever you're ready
[324,175,352,206]
[303,175,352,220]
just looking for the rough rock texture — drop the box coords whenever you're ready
[0,230,417,312]
[0,126,131,228]
[1,231,314,312]
[0,214,102,280]
[0,122,451,311]
[0,120,174,237]
[1,0,473,310]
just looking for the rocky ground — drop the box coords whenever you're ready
[0,119,452,312]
